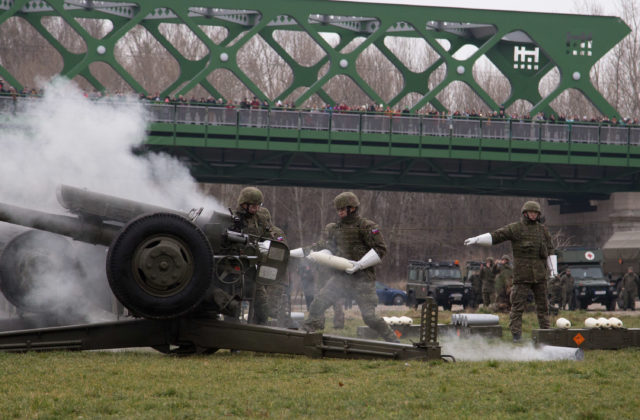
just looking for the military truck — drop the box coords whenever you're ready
[557,247,617,310]
[406,259,470,310]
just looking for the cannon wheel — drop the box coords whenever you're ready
[107,213,213,319]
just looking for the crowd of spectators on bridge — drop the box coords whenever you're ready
[2,79,639,127]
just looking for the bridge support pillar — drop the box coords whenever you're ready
[546,192,640,280]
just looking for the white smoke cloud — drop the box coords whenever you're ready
[0,77,224,213]
[440,334,583,361]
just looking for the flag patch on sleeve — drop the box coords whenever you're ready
[371,228,380,235]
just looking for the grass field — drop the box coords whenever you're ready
[1,308,640,419]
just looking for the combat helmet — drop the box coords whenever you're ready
[237,186,264,206]
[521,200,541,214]
[334,192,360,209]
[501,254,511,262]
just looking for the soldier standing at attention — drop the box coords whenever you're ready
[560,268,574,310]
[468,267,482,309]
[620,266,638,311]
[290,192,399,343]
[480,257,497,309]
[464,201,556,342]
[548,274,563,314]
[493,255,513,313]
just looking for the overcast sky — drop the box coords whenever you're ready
[332,0,618,15]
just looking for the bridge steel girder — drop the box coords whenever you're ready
[0,0,631,118]
[142,144,640,201]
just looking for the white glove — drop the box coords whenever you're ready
[289,247,304,258]
[345,249,381,274]
[464,233,492,246]
[547,255,558,276]
[345,261,362,275]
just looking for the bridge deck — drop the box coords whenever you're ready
[3,97,640,200]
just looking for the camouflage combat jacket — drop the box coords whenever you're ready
[480,264,497,292]
[494,263,513,297]
[469,273,482,294]
[311,213,387,274]
[561,273,574,293]
[491,216,554,284]
[234,206,274,239]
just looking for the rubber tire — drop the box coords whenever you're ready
[392,294,405,306]
[107,213,213,319]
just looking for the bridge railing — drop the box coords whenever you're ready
[94,103,640,147]
[3,95,640,147]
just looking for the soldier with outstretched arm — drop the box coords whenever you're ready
[464,201,557,342]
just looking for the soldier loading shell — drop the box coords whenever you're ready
[464,201,557,342]
[290,192,399,343]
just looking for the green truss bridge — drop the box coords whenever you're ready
[0,0,637,203]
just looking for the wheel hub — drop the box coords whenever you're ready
[134,235,194,297]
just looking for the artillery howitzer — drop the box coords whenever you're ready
[0,185,290,320]
[0,186,442,360]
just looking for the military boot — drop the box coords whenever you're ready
[512,332,522,343]
[381,329,401,343]
[302,319,324,333]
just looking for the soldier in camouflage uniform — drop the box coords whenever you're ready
[548,274,563,314]
[560,268,574,310]
[312,223,346,329]
[298,260,316,310]
[480,257,497,308]
[493,255,513,313]
[464,201,556,342]
[620,266,638,310]
[309,223,351,330]
[467,268,482,309]
[293,192,399,343]
[233,187,277,325]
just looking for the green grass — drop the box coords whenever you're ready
[1,309,640,419]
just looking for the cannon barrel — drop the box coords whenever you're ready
[0,201,120,246]
[57,185,179,223]
[0,185,183,246]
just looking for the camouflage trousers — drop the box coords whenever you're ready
[549,285,563,307]
[561,287,571,310]
[482,288,495,308]
[621,290,636,310]
[304,272,396,342]
[266,283,288,317]
[509,282,549,335]
[252,284,269,325]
